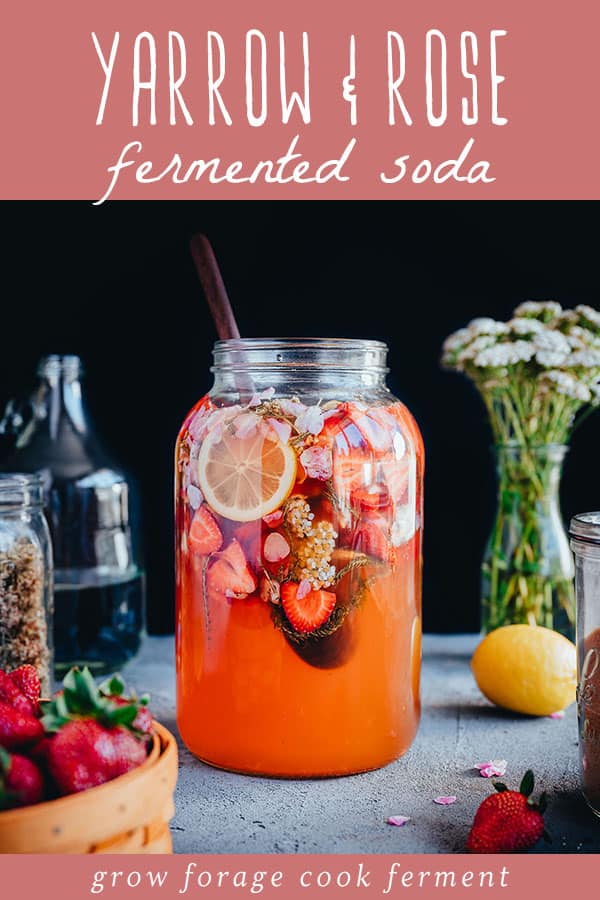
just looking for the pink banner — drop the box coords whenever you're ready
[0,0,599,200]
[0,853,593,898]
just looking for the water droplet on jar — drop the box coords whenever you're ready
[276,353,283,362]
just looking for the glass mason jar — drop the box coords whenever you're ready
[0,474,53,695]
[570,513,600,817]
[175,338,424,777]
[481,444,575,639]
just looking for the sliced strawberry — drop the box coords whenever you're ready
[349,520,394,563]
[207,539,257,599]
[333,450,371,498]
[346,404,393,452]
[189,506,223,555]
[377,458,412,506]
[350,484,392,513]
[281,582,337,634]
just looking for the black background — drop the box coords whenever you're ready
[1,201,598,635]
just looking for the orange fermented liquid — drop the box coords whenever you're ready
[176,396,423,777]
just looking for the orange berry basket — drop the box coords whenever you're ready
[0,722,178,854]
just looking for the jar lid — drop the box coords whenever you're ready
[569,512,600,545]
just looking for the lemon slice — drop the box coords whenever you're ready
[198,426,297,522]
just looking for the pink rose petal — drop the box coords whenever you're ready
[187,485,204,510]
[248,387,275,407]
[433,796,457,806]
[295,405,325,435]
[267,417,292,444]
[387,815,410,827]
[233,412,261,439]
[263,532,291,563]
[300,446,333,481]
[475,759,507,778]
[549,710,565,720]
[279,399,306,417]
[297,579,312,599]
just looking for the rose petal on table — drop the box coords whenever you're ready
[433,796,457,805]
[387,815,411,827]
[548,710,565,720]
[475,759,507,778]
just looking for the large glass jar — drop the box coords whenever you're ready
[175,339,424,777]
[0,474,53,694]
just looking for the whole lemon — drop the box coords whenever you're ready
[471,624,576,716]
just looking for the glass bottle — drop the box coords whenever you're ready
[1,355,144,676]
[0,474,53,694]
[481,443,575,639]
[175,338,424,777]
[570,513,600,817]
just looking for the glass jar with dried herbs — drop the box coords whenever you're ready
[0,474,53,694]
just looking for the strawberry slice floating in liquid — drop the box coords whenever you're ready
[281,582,337,634]
[189,506,223,555]
[208,539,258,599]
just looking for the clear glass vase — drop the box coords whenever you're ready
[481,443,575,639]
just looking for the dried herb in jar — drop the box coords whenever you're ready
[0,536,50,694]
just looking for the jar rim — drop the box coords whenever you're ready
[213,337,388,352]
[0,473,44,506]
[212,337,389,375]
[570,512,600,545]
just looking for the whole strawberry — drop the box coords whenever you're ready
[0,670,37,716]
[41,667,152,796]
[0,746,44,808]
[8,665,41,707]
[46,720,147,795]
[466,770,548,853]
[0,700,44,750]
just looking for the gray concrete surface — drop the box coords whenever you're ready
[124,635,599,854]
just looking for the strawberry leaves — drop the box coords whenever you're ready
[519,770,535,798]
[41,667,148,735]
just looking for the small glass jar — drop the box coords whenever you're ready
[0,474,53,694]
[570,512,600,816]
[175,338,424,777]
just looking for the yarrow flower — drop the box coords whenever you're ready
[576,305,600,331]
[474,341,535,368]
[514,300,562,321]
[566,349,600,368]
[507,318,544,336]
[468,318,510,337]
[540,370,592,402]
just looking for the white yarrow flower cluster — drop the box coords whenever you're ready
[540,370,592,402]
[514,300,563,320]
[442,299,600,444]
[475,341,535,368]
